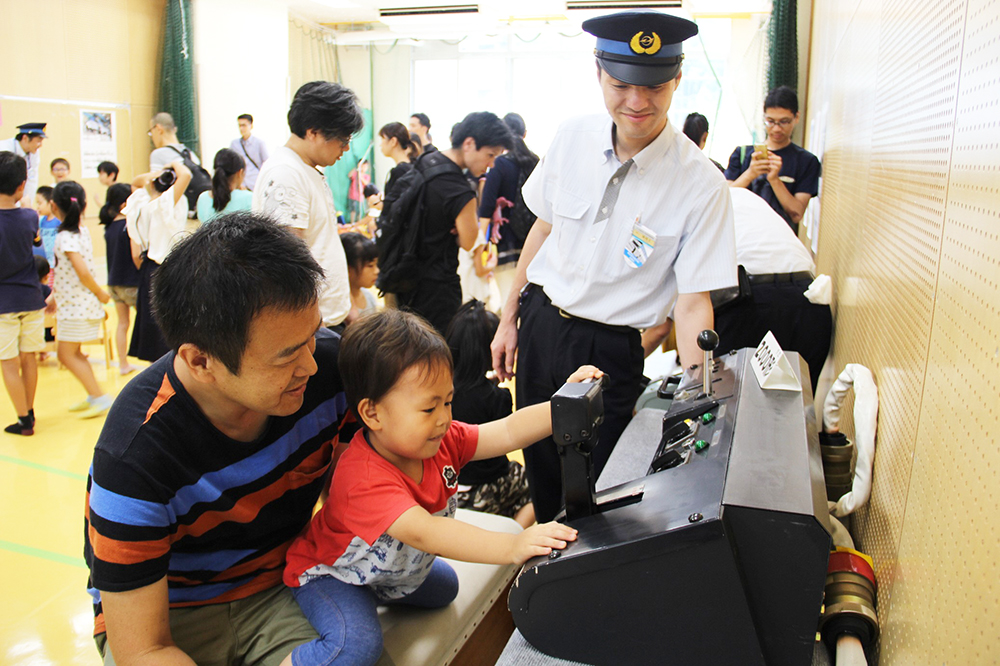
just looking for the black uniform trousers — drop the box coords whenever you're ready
[714,276,832,392]
[516,286,645,522]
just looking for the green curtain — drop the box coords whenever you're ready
[325,108,374,219]
[767,0,798,93]
[158,0,199,153]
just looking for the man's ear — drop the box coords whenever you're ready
[357,397,381,431]
[176,343,217,384]
[462,136,477,153]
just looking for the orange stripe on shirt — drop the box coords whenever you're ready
[169,570,284,608]
[174,445,331,540]
[143,372,176,425]
[88,522,171,566]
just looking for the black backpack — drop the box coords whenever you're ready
[167,146,212,215]
[375,151,460,296]
[504,152,539,246]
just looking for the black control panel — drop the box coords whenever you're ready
[508,344,831,666]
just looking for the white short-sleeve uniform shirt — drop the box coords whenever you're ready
[253,146,350,326]
[523,115,738,329]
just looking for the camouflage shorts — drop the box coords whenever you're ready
[454,460,531,519]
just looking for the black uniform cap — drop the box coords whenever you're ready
[16,123,48,138]
[583,11,698,86]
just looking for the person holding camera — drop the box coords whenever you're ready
[125,159,191,362]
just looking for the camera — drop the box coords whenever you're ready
[152,168,177,192]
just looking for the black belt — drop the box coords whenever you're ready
[747,271,813,285]
[527,285,637,335]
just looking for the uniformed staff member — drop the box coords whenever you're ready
[491,11,737,522]
[0,123,47,207]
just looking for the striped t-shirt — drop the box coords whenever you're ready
[84,334,353,635]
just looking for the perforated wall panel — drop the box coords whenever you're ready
[807,0,999,662]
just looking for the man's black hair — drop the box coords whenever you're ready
[238,113,254,124]
[0,152,27,196]
[410,113,431,130]
[287,81,365,142]
[764,85,799,115]
[97,161,119,178]
[449,111,515,150]
[151,212,324,375]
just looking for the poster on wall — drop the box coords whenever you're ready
[80,110,116,178]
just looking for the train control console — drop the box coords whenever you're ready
[508,337,832,665]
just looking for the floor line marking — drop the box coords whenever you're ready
[0,540,88,569]
[0,454,88,481]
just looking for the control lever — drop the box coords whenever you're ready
[698,330,720,398]
[551,374,608,522]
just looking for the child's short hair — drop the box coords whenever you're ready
[50,157,70,172]
[339,309,453,416]
[97,161,119,179]
[0,152,27,195]
[35,185,53,202]
[340,232,377,272]
[34,255,50,281]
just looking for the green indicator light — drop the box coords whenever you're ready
[694,440,709,451]
[701,413,715,425]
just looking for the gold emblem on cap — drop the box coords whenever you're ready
[629,31,662,55]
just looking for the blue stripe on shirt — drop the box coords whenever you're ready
[169,548,258,572]
[166,394,347,517]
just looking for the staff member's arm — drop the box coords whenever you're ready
[764,154,810,225]
[672,292,714,369]
[101,579,197,665]
[491,218,552,380]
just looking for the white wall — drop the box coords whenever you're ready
[371,43,413,187]
[193,0,289,170]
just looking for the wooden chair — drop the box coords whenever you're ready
[47,310,115,371]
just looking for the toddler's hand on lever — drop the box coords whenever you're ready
[510,522,578,565]
[566,365,603,384]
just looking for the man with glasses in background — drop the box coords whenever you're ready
[254,81,365,330]
[725,86,821,234]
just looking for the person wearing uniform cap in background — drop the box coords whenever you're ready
[0,123,47,208]
[491,11,737,522]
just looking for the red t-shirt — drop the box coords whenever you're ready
[283,421,479,599]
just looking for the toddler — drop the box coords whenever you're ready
[282,309,597,665]
[340,232,379,318]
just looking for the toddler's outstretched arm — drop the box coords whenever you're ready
[474,365,602,461]
[388,506,578,566]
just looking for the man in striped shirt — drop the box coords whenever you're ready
[85,212,356,665]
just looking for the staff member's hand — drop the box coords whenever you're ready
[491,316,518,381]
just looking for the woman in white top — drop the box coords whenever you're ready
[125,159,191,361]
[196,148,252,222]
[51,181,113,418]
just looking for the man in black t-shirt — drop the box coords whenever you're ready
[394,112,513,334]
[725,86,821,233]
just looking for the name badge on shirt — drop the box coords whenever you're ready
[623,217,656,269]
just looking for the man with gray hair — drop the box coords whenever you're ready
[148,112,202,172]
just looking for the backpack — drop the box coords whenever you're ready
[504,152,539,246]
[375,151,461,296]
[166,146,212,215]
